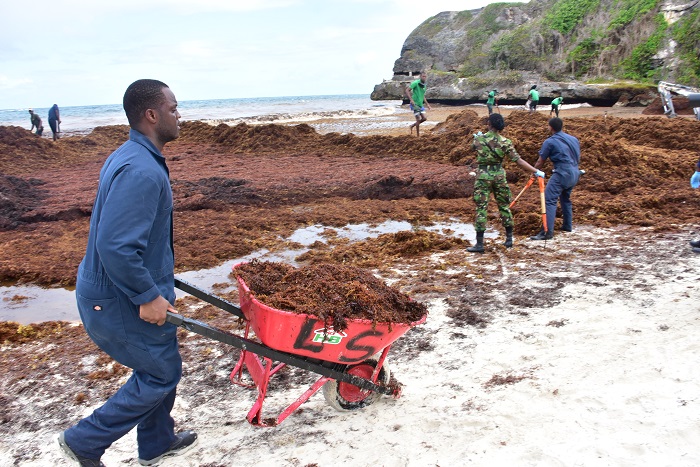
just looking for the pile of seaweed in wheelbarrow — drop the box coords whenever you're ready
[232,259,427,331]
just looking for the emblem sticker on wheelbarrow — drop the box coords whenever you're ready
[313,328,347,344]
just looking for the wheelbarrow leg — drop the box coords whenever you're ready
[276,376,332,425]
[246,356,274,426]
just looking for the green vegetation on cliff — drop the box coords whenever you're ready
[403,0,698,87]
[672,9,700,85]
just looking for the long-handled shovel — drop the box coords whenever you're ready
[537,175,547,234]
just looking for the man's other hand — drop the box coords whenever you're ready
[691,171,700,189]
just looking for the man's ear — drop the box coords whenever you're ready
[144,109,158,124]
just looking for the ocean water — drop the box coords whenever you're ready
[0,94,407,135]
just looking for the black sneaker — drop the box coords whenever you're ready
[138,431,198,466]
[690,239,700,248]
[57,432,105,467]
[530,231,553,240]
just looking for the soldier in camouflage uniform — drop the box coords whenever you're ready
[468,113,545,253]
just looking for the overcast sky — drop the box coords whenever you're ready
[0,0,527,109]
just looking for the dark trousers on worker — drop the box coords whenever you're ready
[545,166,579,233]
[64,280,182,461]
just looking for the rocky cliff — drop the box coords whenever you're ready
[371,0,700,105]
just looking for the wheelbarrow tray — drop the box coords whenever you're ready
[234,264,427,364]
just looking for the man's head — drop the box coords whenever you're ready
[28,109,33,114]
[488,113,505,131]
[123,79,180,148]
[548,117,563,133]
[420,71,427,84]
[531,85,537,90]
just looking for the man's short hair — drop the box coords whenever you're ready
[489,113,505,131]
[549,117,563,132]
[123,79,169,127]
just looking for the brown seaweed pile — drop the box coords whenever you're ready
[232,260,427,330]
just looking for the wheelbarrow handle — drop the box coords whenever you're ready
[174,276,245,319]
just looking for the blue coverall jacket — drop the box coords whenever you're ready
[539,131,581,233]
[65,129,181,461]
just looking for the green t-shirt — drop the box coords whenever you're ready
[552,97,563,106]
[410,79,426,108]
[487,91,496,105]
[529,89,540,102]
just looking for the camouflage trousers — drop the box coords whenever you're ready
[473,171,513,232]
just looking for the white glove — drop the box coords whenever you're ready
[472,131,483,138]
[535,170,545,178]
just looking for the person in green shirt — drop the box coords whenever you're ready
[550,96,564,118]
[405,71,432,136]
[28,109,43,136]
[528,85,539,113]
[486,89,498,115]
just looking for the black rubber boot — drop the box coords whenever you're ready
[504,227,513,248]
[530,230,553,241]
[690,239,700,248]
[468,231,485,253]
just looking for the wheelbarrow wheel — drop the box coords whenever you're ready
[322,357,390,412]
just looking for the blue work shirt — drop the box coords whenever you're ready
[48,104,59,121]
[539,131,580,169]
[78,129,175,306]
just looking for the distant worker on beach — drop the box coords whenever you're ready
[28,109,43,136]
[48,104,61,141]
[468,113,545,253]
[58,79,198,466]
[486,89,498,115]
[406,71,432,136]
[528,85,539,113]
[689,157,700,253]
[530,117,581,240]
[550,96,564,118]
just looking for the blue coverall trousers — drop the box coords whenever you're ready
[545,166,580,233]
[63,281,182,461]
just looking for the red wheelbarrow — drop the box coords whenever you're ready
[166,269,427,427]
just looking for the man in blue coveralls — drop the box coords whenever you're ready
[690,157,700,252]
[58,79,197,466]
[530,117,581,240]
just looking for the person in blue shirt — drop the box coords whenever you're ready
[58,79,198,467]
[530,117,581,240]
[48,104,61,141]
[690,158,700,252]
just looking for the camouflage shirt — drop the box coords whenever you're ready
[471,131,521,166]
